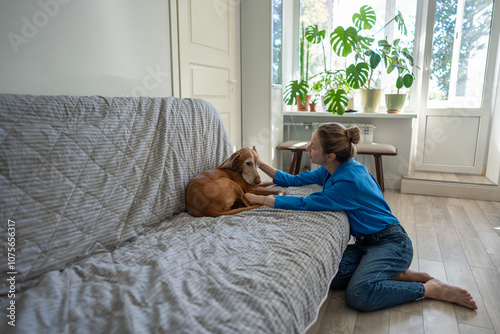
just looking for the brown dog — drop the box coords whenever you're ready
[185,147,284,217]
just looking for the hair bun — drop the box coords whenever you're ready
[347,127,361,145]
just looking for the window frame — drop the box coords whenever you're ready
[295,0,420,112]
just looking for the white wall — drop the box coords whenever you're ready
[241,0,274,171]
[0,0,172,97]
[241,0,299,174]
[486,53,500,185]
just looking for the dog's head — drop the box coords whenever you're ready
[218,147,261,185]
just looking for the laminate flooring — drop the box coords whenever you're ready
[307,190,500,334]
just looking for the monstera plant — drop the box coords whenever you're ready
[284,6,414,114]
[303,24,353,115]
[329,5,411,112]
[284,22,353,114]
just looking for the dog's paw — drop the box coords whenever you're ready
[278,191,285,196]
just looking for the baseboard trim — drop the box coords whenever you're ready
[384,175,402,191]
[401,178,500,201]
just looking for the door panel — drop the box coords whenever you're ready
[423,115,479,166]
[177,0,240,149]
[190,0,228,51]
[191,65,229,97]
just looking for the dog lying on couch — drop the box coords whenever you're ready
[185,147,284,217]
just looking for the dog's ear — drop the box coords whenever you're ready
[218,152,240,170]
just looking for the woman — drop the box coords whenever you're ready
[246,122,477,312]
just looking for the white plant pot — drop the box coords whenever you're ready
[385,93,407,113]
[360,88,384,113]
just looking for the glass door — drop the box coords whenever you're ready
[415,0,499,174]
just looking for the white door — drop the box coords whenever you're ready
[176,0,241,150]
[415,0,499,174]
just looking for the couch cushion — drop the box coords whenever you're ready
[1,184,350,333]
[0,95,232,287]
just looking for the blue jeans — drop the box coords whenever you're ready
[331,223,425,312]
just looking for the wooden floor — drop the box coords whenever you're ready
[307,190,500,334]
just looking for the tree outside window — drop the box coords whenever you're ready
[299,0,417,99]
[272,0,283,85]
[428,0,494,108]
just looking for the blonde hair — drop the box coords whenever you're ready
[316,122,361,162]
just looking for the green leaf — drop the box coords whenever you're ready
[323,89,348,115]
[387,63,396,74]
[378,39,391,49]
[305,25,326,44]
[283,80,309,105]
[330,26,359,57]
[369,52,382,69]
[358,36,374,50]
[346,63,369,89]
[396,76,404,89]
[403,73,414,88]
[402,48,414,65]
[394,11,407,35]
[352,5,376,30]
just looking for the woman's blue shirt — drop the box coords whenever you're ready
[273,158,399,238]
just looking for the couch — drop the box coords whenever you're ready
[0,94,350,333]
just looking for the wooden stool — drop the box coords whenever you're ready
[276,140,309,175]
[356,143,397,192]
[277,141,397,192]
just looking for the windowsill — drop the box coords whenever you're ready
[283,110,418,119]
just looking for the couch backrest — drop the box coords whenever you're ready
[0,94,232,287]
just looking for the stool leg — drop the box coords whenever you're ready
[289,152,297,174]
[294,151,303,175]
[373,155,384,192]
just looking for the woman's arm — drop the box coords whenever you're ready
[253,146,277,179]
[247,179,355,211]
[259,160,277,180]
[252,145,324,186]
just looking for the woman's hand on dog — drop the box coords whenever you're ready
[245,193,262,204]
[252,146,278,180]
[252,146,260,160]
[245,193,275,208]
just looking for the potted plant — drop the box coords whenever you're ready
[321,71,353,115]
[309,95,319,112]
[305,25,352,115]
[329,5,409,112]
[283,23,351,114]
[379,38,418,112]
[283,24,311,111]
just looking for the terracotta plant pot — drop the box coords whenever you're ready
[297,95,311,111]
[385,93,407,113]
[309,103,317,112]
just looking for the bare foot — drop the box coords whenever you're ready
[424,278,478,310]
[395,269,434,283]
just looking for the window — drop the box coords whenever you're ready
[299,0,331,77]
[299,0,418,95]
[272,0,283,85]
[427,0,494,108]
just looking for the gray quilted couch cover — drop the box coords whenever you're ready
[0,94,350,333]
